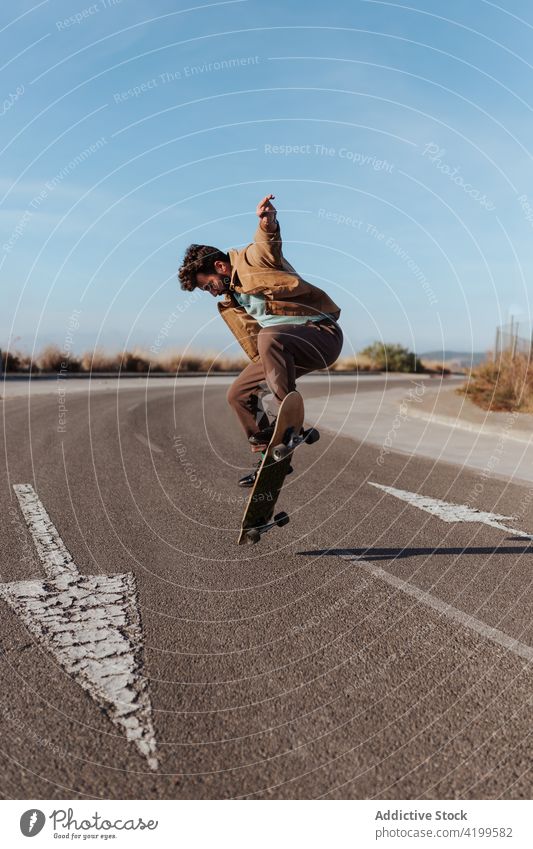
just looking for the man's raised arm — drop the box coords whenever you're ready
[245,194,283,268]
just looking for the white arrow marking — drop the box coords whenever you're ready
[0,484,158,770]
[370,482,532,538]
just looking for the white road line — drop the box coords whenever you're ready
[13,484,77,577]
[134,433,163,453]
[370,482,532,538]
[347,558,533,664]
[0,485,158,770]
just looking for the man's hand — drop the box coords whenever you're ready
[257,194,277,232]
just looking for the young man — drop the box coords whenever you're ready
[178,194,343,487]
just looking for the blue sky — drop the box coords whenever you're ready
[1,0,533,359]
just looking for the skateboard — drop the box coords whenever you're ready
[237,391,319,545]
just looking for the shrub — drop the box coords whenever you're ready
[358,342,424,372]
[120,350,150,372]
[2,350,19,371]
[81,348,118,372]
[36,344,81,372]
[35,345,64,371]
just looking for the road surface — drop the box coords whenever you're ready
[1,375,532,799]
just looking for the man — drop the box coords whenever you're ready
[178,194,343,487]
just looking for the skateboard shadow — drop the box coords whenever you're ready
[298,543,533,561]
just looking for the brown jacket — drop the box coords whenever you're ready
[217,222,341,362]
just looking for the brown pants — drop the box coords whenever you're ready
[226,320,343,438]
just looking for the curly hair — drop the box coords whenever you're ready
[178,244,229,291]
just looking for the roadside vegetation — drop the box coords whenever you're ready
[1,345,249,374]
[1,341,451,375]
[356,341,425,373]
[459,351,533,412]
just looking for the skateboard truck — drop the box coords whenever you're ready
[272,426,320,461]
[245,511,290,545]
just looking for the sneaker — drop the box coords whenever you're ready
[248,425,275,445]
[238,458,263,488]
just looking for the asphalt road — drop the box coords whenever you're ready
[1,376,532,800]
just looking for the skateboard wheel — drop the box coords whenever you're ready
[246,529,261,544]
[304,427,320,445]
[273,443,291,461]
[274,511,290,527]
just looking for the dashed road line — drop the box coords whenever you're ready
[134,433,163,453]
[345,557,533,664]
[0,485,158,770]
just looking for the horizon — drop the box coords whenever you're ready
[1,339,490,359]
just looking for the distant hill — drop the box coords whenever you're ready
[420,350,486,367]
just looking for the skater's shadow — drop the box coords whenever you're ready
[298,541,533,561]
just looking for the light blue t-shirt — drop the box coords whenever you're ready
[233,291,332,327]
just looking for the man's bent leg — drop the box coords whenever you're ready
[226,361,269,438]
[257,322,343,413]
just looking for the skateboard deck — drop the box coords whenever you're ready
[238,391,306,545]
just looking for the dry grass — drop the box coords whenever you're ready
[36,344,79,372]
[459,352,533,412]
[331,354,376,372]
[2,346,248,374]
[157,349,247,373]
[420,358,454,375]
[81,348,121,372]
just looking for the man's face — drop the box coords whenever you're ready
[196,272,228,297]
[196,260,231,297]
